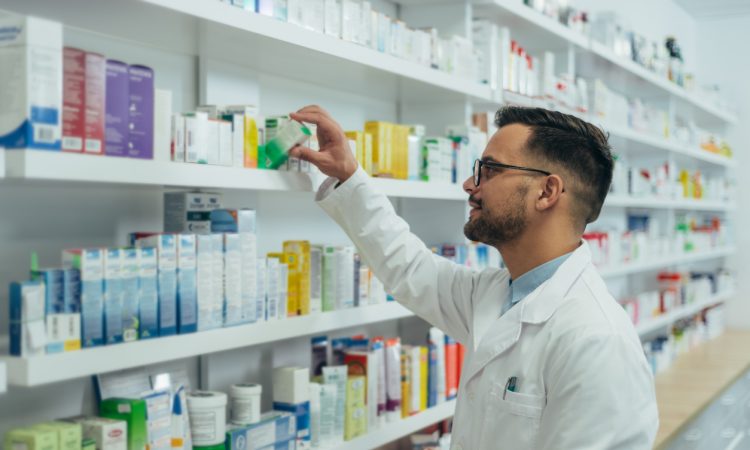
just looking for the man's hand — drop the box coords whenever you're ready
[289,105,358,182]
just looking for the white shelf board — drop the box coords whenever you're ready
[0,302,415,387]
[143,0,493,104]
[2,150,467,201]
[472,0,589,51]
[599,247,735,279]
[4,150,316,192]
[601,123,737,169]
[636,290,734,337]
[605,196,735,212]
[328,400,456,450]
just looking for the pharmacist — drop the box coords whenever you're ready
[289,105,658,449]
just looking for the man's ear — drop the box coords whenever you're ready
[536,175,565,211]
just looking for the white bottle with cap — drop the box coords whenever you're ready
[186,391,228,446]
[229,383,263,425]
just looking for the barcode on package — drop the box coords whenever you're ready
[35,125,57,143]
[62,136,82,150]
[85,139,102,153]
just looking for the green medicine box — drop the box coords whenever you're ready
[4,427,58,450]
[99,398,148,450]
[32,422,82,450]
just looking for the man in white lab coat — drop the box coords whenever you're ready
[289,105,658,449]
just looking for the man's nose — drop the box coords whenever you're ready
[463,176,477,195]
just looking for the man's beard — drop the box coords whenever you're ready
[464,186,528,247]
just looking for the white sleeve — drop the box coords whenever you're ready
[538,332,659,449]
[316,167,477,345]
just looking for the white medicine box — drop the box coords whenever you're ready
[0,15,63,150]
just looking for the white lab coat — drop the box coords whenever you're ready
[317,167,659,450]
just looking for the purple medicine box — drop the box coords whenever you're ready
[127,64,154,159]
[104,60,129,157]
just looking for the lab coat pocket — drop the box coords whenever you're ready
[479,384,546,449]
[500,390,546,419]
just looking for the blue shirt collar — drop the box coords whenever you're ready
[504,252,573,313]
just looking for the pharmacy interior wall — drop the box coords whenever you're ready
[696,15,750,329]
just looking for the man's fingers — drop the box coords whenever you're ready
[289,145,326,165]
[290,110,332,128]
[289,111,319,125]
[295,104,331,118]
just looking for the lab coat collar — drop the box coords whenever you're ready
[462,241,592,384]
[464,298,524,383]
[520,241,592,324]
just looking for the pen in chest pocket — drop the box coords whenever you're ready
[503,376,518,399]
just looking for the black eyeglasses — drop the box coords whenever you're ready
[473,159,552,187]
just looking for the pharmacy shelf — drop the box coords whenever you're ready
[2,150,467,201]
[599,247,735,279]
[585,41,738,125]
[472,0,589,50]
[605,196,735,212]
[0,302,415,387]
[601,123,737,169]
[636,290,734,337]
[501,92,737,168]
[471,1,736,125]
[328,400,456,450]
[143,0,493,104]
[0,0,492,105]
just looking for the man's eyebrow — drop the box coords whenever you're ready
[481,156,499,163]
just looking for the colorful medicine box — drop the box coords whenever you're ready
[272,402,310,448]
[135,234,177,336]
[3,427,58,450]
[62,47,85,152]
[127,65,154,159]
[120,248,140,342]
[103,248,124,345]
[225,412,296,450]
[176,234,198,334]
[32,422,82,450]
[209,208,257,233]
[84,52,106,155]
[137,247,159,339]
[9,280,46,357]
[104,60,129,157]
[65,417,126,450]
[100,398,148,450]
[63,248,104,348]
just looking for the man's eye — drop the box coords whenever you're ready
[483,166,502,177]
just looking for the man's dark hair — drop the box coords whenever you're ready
[494,106,614,229]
